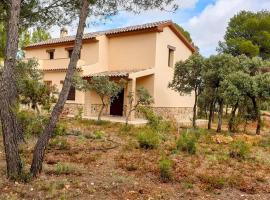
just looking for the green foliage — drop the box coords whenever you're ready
[49,138,70,150]
[137,128,160,149]
[74,75,125,120]
[218,10,270,59]
[17,110,47,137]
[93,130,104,139]
[31,28,51,43]
[159,157,173,182]
[55,163,75,175]
[169,53,204,95]
[16,59,57,112]
[258,137,270,148]
[74,107,83,121]
[174,23,193,42]
[176,130,197,154]
[138,107,170,134]
[53,123,67,137]
[229,140,250,160]
[126,86,154,124]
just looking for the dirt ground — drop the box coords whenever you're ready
[0,118,270,200]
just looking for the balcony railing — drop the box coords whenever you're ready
[39,58,86,70]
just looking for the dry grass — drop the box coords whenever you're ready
[0,117,270,199]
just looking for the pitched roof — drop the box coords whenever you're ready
[83,69,149,78]
[25,20,196,52]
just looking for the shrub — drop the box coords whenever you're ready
[49,138,70,150]
[138,107,171,134]
[93,130,104,139]
[74,107,83,121]
[229,140,250,160]
[119,124,133,133]
[55,163,75,175]
[176,131,197,154]
[53,123,67,137]
[159,157,173,182]
[17,110,47,137]
[137,128,160,149]
[198,173,226,189]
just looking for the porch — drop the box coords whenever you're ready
[82,68,155,121]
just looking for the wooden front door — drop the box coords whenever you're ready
[110,89,124,116]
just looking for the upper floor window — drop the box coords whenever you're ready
[168,45,176,67]
[66,47,80,59]
[46,49,55,60]
[44,81,52,87]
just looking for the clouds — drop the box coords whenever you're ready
[49,0,270,57]
[185,0,270,56]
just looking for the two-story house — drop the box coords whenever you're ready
[24,20,196,121]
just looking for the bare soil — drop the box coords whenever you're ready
[0,118,270,200]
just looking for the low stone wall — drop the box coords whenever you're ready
[62,103,84,116]
[152,107,193,121]
[90,104,109,116]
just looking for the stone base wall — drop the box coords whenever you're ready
[90,104,109,116]
[62,103,84,116]
[152,107,193,121]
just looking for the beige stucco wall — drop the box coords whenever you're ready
[153,27,194,108]
[43,71,84,105]
[24,25,195,119]
[108,32,156,71]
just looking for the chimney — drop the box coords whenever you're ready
[60,27,68,38]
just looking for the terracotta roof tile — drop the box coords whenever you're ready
[26,20,171,48]
[83,69,150,78]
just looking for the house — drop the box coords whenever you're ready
[24,20,196,121]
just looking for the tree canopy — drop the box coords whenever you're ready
[218,10,270,59]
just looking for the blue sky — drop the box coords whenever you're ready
[50,0,270,57]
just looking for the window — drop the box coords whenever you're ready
[68,49,73,58]
[66,47,81,59]
[60,80,76,101]
[44,81,52,87]
[168,45,176,67]
[46,49,55,60]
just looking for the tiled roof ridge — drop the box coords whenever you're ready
[26,20,172,48]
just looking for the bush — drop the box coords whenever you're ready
[159,157,173,182]
[176,131,197,154]
[55,163,75,175]
[229,140,250,160]
[93,130,104,139]
[74,107,83,121]
[137,128,160,149]
[49,138,70,150]
[17,110,47,137]
[138,107,171,134]
[53,123,67,137]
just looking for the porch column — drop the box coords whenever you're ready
[127,78,136,120]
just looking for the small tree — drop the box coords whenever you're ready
[75,75,125,121]
[169,53,204,128]
[16,60,57,113]
[125,86,153,125]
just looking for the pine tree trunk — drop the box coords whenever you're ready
[208,100,214,130]
[30,0,90,177]
[228,102,238,132]
[217,100,224,132]
[192,89,198,128]
[0,0,23,179]
[251,97,261,135]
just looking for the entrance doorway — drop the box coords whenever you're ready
[110,89,124,116]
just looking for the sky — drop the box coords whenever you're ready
[50,0,270,57]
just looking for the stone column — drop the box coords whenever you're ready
[127,78,136,121]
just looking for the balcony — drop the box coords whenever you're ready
[38,58,86,70]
